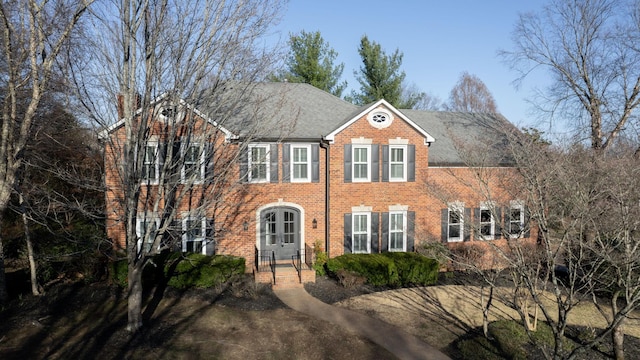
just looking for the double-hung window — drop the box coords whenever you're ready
[479,203,495,240]
[352,213,371,253]
[509,201,525,238]
[182,143,204,182]
[183,216,206,253]
[389,211,406,251]
[352,146,370,182]
[136,216,160,253]
[291,145,311,182]
[389,145,407,181]
[447,205,464,242]
[249,144,269,182]
[142,143,158,183]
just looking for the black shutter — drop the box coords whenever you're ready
[282,144,290,183]
[344,144,352,182]
[205,219,215,255]
[473,208,480,240]
[524,206,531,238]
[407,211,415,251]
[158,142,168,174]
[371,145,379,182]
[311,144,320,183]
[371,212,379,253]
[407,145,416,182]
[381,145,389,182]
[504,206,512,237]
[164,220,182,251]
[204,143,214,183]
[464,208,471,242]
[441,209,448,243]
[344,213,352,254]
[381,212,389,252]
[494,207,502,239]
[239,147,248,182]
[270,144,279,183]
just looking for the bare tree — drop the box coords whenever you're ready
[0,0,94,304]
[501,0,640,151]
[432,126,640,359]
[81,0,285,332]
[446,71,498,113]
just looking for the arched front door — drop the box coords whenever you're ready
[260,206,300,261]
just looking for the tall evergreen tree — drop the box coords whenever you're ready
[350,35,421,108]
[276,30,346,97]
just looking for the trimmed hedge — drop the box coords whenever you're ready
[110,252,245,289]
[326,252,439,287]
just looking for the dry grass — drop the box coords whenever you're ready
[336,285,640,353]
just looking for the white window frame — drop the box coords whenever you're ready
[352,212,371,254]
[389,211,407,251]
[389,145,407,182]
[479,202,496,240]
[447,203,464,243]
[291,144,311,182]
[141,142,159,184]
[182,216,207,254]
[181,143,205,183]
[136,215,160,253]
[509,201,525,238]
[248,144,270,183]
[352,145,371,182]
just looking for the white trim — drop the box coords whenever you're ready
[389,137,409,145]
[136,214,160,253]
[479,201,496,240]
[182,216,207,254]
[255,201,305,253]
[509,200,525,239]
[367,108,393,129]
[248,143,270,183]
[290,144,312,183]
[324,99,435,144]
[352,205,373,212]
[351,137,373,144]
[180,142,205,183]
[389,145,407,182]
[352,212,371,254]
[447,202,464,243]
[99,93,238,141]
[388,211,407,252]
[352,145,371,182]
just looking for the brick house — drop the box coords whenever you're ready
[103,83,532,284]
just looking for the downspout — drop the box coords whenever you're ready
[320,140,330,258]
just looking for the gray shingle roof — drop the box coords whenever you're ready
[196,82,517,166]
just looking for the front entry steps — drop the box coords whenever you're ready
[254,261,316,290]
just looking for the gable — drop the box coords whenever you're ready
[324,99,435,144]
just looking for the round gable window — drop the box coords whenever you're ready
[367,109,393,129]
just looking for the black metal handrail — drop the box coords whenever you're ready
[270,251,276,284]
[293,250,302,283]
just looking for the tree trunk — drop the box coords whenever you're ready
[127,261,144,332]
[612,292,625,360]
[20,192,41,296]
[0,236,7,304]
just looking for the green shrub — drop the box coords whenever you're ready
[326,253,439,287]
[109,252,245,290]
[166,253,245,289]
[312,240,328,276]
[110,258,128,288]
[381,252,439,286]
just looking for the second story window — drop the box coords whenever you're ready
[291,145,310,182]
[389,146,406,181]
[142,143,158,182]
[182,144,203,182]
[249,145,269,182]
[353,146,370,182]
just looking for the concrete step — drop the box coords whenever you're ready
[254,264,316,289]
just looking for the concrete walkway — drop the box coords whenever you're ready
[274,287,451,360]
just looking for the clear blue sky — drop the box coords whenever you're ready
[272,0,551,130]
